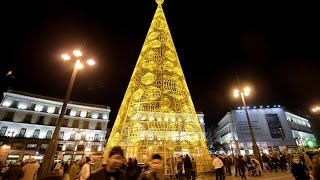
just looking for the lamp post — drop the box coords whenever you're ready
[39,50,95,178]
[310,106,320,149]
[71,128,85,162]
[278,127,288,152]
[233,84,262,164]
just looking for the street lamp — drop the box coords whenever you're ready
[71,128,86,162]
[311,106,320,113]
[233,84,262,164]
[39,50,95,178]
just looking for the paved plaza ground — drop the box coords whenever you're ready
[0,170,294,180]
[58,171,294,180]
[196,171,294,180]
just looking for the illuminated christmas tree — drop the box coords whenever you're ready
[104,0,212,173]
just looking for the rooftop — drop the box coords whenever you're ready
[5,89,110,109]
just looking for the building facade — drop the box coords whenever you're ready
[210,106,316,155]
[0,90,110,162]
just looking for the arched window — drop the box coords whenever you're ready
[59,131,64,140]
[18,128,27,137]
[0,126,8,136]
[32,129,40,138]
[46,130,52,139]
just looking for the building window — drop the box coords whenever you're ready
[72,120,79,128]
[0,126,8,136]
[94,134,99,141]
[45,130,52,139]
[65,144,74,151]
[54,107,60,114]
[11,142,24,150]
[265,114,283,139]
[11,100,18,108]
[91,145,98,152]
[37,116,45,125]
[42,105,48,112]
[59,131,64,140]
[82,121,89,129]
[62,119,69,127]
[41,144,48,149]
[65,108,71,115]
[30,103,36,110]
[23,114,32,123]
[95,122,102,130]
[18,128,26,137]
[26,143,37,150]
[86,111,91,118]
[57,144,63,151]
[81,134,86,141]
[77,145,84,151]
[98,113,103,119]
[2,111,15,121]
[49,117,57,126]
[70,133,75,141]
[32,129,40,138]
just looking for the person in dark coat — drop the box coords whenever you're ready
[138,154,170,180]
[238,155,247,180]
[291,156,311,180]
[88,146,127,180]
[2,162,23,180]
[183,154,192,180]
[311,155,320,180]
[225,156,232,176]
[125,158,141,180]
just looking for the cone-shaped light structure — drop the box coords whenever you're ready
[104,0,212,173]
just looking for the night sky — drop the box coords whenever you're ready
[1,1,320,128]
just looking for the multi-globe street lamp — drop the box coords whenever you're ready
[39,50,95,178]
[233,85,262,163]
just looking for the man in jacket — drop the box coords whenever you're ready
[138,154,170,180]
[88,146,127,180]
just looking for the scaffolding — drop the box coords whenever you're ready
[103,0,212,173]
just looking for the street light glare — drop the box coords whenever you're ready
[87,59,95,66]
[73,50,82,57]
[243,87,251,96]
[75,60,84,69]
[244,87,251,93]
[61,54,71,61]
[233,89,240,98]
[311,106,320,113]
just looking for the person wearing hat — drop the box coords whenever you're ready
[88,146,127,180]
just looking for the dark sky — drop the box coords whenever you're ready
[1,1,320,128]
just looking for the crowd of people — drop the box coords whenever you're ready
[0,147,319,180]
[0,158,40,180]
[211,151,320,180]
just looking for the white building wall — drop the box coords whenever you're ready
[212,107,317,154]
[0,90,111,162]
